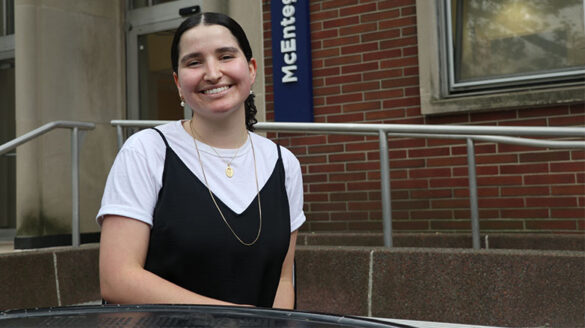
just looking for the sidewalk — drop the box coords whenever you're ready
[0,241,14,254]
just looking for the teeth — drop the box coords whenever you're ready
[202,86,229,94]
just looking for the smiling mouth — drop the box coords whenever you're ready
[201,86,231,95]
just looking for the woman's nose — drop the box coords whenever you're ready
[204,60,222,82]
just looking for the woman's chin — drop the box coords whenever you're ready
[194,107,243,120]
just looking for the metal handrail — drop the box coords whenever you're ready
[0,121,96,247]
[111,120,585,249]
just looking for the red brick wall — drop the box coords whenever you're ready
[261,0,585,233]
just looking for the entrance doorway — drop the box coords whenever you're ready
[127,0,204,121]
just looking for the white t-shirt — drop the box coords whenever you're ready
[97,120,306,232]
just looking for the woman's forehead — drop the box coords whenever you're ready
[179,24,241,53]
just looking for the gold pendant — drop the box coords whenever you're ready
[226,165,234,178]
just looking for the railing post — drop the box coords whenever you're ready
[71,127,80,247]
[116,124,124,151]
[378,130,393,247]
[466,138,480,249]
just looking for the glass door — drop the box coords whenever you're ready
[137,29,182,120]
[126,0,202,120]
[0,58,15,230]
[0,0,15,233]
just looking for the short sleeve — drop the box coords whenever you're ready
[96,131,165,227]
[282,147,306,232]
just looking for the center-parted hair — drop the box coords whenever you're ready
[171,12,258,131]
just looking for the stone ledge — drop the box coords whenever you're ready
[13,232,100,250]
[298,232,585,251]
[296,246,584,328]
[0,244,99,310]
[0,251,58,310]
[1,244,582,327]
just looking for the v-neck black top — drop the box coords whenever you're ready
[144,128,291,307]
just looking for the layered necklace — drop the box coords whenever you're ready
[189,121,262,246]
[190,128,243,178]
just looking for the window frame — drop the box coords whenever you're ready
[416,0,585,115]
[445,0,585,93]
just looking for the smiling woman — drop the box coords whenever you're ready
[173,24,256,128]
[97,12,306,309]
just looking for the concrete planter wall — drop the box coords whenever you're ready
[0,246,99,310]
[295,246,584,327]
[0,239,583,327]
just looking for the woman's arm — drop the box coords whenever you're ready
[272,230,299,309]
[99,215,249,306]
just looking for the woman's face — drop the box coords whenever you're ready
[174,24,256,120]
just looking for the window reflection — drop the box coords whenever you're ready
[0,0,14,36]
[0,58,15,229]
[131,0,149,9]
[452,0,585,82]
[138,30,181,120]
[153,0,178,5]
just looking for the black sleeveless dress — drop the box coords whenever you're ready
[144,128,291,307]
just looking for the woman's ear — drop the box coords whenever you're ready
[248,58,257,85]
[173,72,183,99]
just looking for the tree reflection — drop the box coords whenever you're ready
[453,0,585,81]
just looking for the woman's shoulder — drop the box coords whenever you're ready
[250,132,300,168]
[120,120,182,155]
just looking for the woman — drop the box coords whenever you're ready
[97,12,305,309]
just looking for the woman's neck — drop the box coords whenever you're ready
[185,113,248,149]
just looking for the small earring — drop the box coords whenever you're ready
[249,90,254,95]
[180,99,185,107]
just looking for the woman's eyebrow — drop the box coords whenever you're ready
[216,47,239,54]
[180,52,201,65]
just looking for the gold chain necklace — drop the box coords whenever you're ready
[190,128,243,178]
[191,126,262,246]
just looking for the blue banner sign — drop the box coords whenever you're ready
[270,0,314,122]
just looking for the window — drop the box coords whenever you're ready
[0,0,14,230]
[129,0,179,10]
[0,58,15,230]
[446,0,585,93]
[125,0,198,120]
[0,0,13,36]
[416,0,585,115]
[0,0,14,62]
